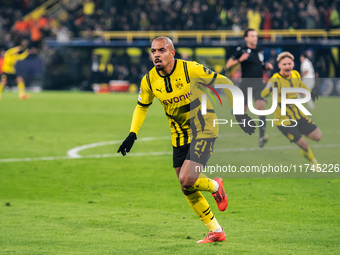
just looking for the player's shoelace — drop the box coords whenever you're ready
[207,232,218,241]
[214,186,226,202]
[214,193,222,202]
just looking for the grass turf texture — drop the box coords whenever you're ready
[0,91,339,254]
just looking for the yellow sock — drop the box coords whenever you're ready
[301,147,317,163]
[18,81,25,96]
[185,173,218,193]
[185,191,222,232]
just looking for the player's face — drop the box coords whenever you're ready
[245,31,258,47]
[150,39,175,71]
[278,57,295,77]
[21,39,29,49]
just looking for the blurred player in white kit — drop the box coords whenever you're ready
[300,52,316,110]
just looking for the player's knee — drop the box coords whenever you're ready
[178,175,195,189]
[311,129,322,142]
[179,178,193,188]
[314,132,322,142]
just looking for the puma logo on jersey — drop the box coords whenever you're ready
[156,88,163,93]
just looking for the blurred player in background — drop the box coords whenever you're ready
[300,52,316,110]
[0,40,30,100]
[261,52,321,164]
[118,36,255,243]
[0,49,5,76]
[226,28,273,147]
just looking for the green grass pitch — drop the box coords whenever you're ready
[0,91,339,254]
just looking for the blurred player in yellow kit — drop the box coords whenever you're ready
[261,51,321,164]
[118,37,255,243]
[0,40,30,100]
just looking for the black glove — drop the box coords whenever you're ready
[311,91,318,102]
[117,132,137,156]
[235,114,256,135]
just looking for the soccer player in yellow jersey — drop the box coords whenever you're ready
[118,37,255,243]
[261,51,322,164]
[0,42,29,100]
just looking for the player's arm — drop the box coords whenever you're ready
[191,62,234,104]
[17,49,29,60]
[117,76,155,156]
[4,47,21,57]
[129,104,149,135]
[219,74,256,135]
[215,73,255,135]
[215,72,234,105]
[264,62,273,70]
[299,80,311,91]
[192,62,255,135]
[226,47,247,69]
[261,77,277,98]
[258,51,273,70]
[226,58,239,69]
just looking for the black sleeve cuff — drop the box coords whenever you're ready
[137,101,152,107]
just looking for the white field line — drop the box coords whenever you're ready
[0,140,339,163]
[67,136,170,158]
[66,132,256,158]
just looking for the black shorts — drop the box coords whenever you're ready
[277,117,318,143]
[172,138,216,168]
[1,73,17,87]
[239,79,266,105]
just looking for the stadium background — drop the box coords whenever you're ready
[1,0,340,95]
[1,1,340,254]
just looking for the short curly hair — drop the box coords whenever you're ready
[276,51,294,63]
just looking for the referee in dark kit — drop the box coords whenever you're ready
[226,28,273,147]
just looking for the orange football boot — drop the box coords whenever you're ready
[19,94,29,100]
[196,229,226,243]
[212,177,228,211]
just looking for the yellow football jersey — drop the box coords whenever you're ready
[131,59,233,147]
[261,70,312,126]
[2,46,29,74]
